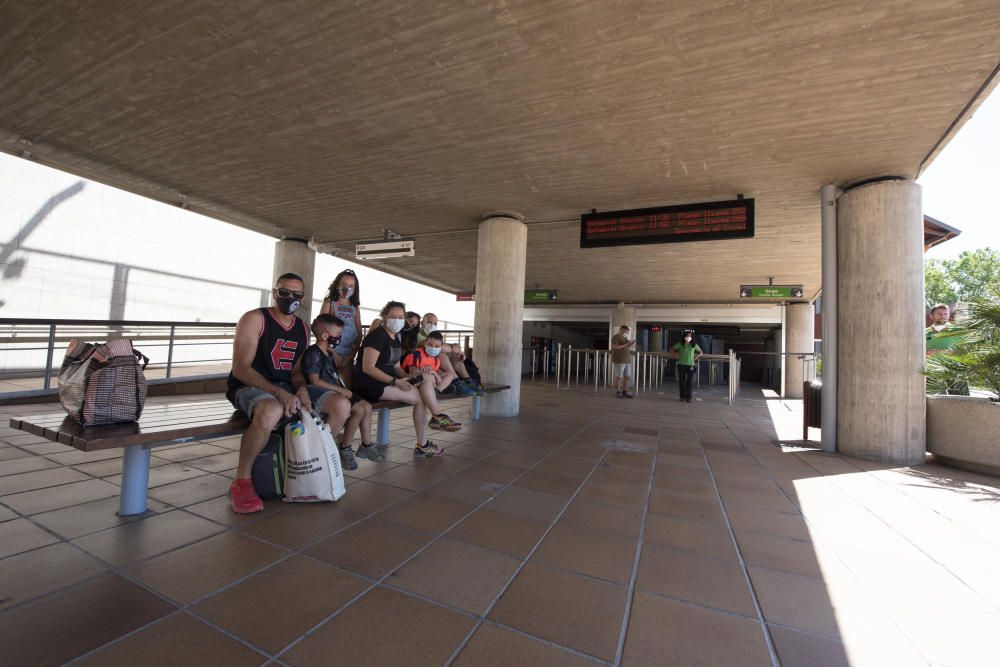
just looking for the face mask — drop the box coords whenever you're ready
[424,345,441,357]
[326,335,342,348]
[684,337,692,343]
[338,286,354,299]
[275,295,301,315]
[385,318,405,334]
[621,332,630,341]
[423,323,437,334]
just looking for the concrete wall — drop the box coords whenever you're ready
[927,396,1000,474]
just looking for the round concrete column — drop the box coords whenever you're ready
[612,306,636,337]
[272,238,316,322]
[473,212,528,417]
[784,302,815,399]
[649,329,664,352]
[837,179,925,464]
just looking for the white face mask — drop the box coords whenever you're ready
[424,345,441,357]
[684,337,692,343]
[385,318,405,334]
[621,332,630,341]
[423,323,437,334]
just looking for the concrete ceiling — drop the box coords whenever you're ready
[2,1,998,303]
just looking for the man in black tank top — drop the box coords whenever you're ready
[226,273,351,513]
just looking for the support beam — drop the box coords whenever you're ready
[784,302,815,399]
[837,179,925,465]
[272,238,316,322]
[821,184,839,453]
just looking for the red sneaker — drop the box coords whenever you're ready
[229,478,263,514]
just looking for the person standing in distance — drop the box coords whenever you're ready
[672,330,703,403]
[320,269,363,390]
[610,325,636,398]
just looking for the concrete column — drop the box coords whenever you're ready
[272,238,316,322]
[784,302,815,399]
[837,179,925,464]
[473,212,527,417]
[612,306,636,337]
[649,329,664,351]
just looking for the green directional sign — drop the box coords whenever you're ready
[524,289,558,302]
[739,285,804,299]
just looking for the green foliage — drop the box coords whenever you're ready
[924,287,1000,400]
[925,247,1000,307]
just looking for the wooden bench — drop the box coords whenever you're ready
[8,385,510,516]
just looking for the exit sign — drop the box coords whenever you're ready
[739,285,804,299]
[524,289,558,302]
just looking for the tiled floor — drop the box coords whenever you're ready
[1,383,999,666]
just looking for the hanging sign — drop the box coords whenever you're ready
[739,285,804,299]
[456,292,476,302]
[581,199,754,248]
[524,289,558,302]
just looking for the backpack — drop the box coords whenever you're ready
[251,429,286,500]
[58,338,149,425]
[464,358,481,383]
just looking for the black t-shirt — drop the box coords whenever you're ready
[357,326,401,378]
[302,344,345,388]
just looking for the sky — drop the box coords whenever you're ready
[919,86,1000,260]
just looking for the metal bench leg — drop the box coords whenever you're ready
[119,444,151,516]
[472,395,480,420]
[376,407,391,447]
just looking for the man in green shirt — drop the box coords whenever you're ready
[610,325,635,398]
[671,331,703,403]
[926,303,968,395]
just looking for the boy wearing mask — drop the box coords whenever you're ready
[610,325,635,398]
[402,330,458,395]
[671,331,703,403]
[302,314,377,470]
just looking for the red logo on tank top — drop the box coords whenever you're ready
[271,339,298,370]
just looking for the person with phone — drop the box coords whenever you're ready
[610,325,636,398]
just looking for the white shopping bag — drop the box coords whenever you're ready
[283,411,346,503]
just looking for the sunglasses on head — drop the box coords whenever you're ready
[275,287,305,299]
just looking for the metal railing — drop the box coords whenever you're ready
[0,317,475,397]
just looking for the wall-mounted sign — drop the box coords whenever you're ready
[739,285,804,299]
[456,292,475,301]
[581,199,754,249]
[649,325,663,332]
[525,289,558,302]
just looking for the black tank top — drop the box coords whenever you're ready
[227,308,310,394]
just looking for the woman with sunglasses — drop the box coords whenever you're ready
[320,269,363,390]
[355,301,461,459]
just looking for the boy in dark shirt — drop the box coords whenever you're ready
[303,314,376,470]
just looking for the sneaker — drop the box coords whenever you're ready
[229,478,263,514]
[356,442,385,462]
[622,391,634,399]
[452,380,477,397]
[414,440,444,457]
[339,446,358,471]
[429,413,462,431]
[616,391,623,398]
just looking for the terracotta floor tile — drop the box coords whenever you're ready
[460,461,529,485]
[378,492,475,534]
[147,473,233,507]
[484,448,542,469]
[408,452,477,473]
[654,463,713,483]
[30,495,174,539]
[604,449,655,471]
[648,489,725,524]
[490,562,628,662]
[239,503,363,550]
[719,487,800,514]
[725,505,811,541]
[73,510,225,567]
[588,464,651,485]
[643,512,738,561]
[366,464,450,491]
[0,517,60,558]
[0,542,108,610]
[749,566,840,637]
[194,555,368,654]
[454,622,595,666]
[284,586,475,666]
[1,478,120,515]
[535,522,637,585]
[0,504,17,522]
[651,475,717,498]
[622,591,771,666]
[305,518,433,579]
[0,455,59,477]
[0,573,175,666]
[448,508,549,557]
[128,532,288,603]
[560,497,644,539]
[532,455,597,479]
[514,469,583,496]
[342,457,399,479]
[485,485,569,522]
[104,462,212,488]
[768,625,851,667]
[152,442,231,462]
[75,612,266,666]
[736,530,823,579]
[578,479,648,510]
[334,479,413,515]
[657,452,708,469]
[636,543,757,616]
[391,538,520,614]
[72,455,169,478]
[185,496,290,528]
[19,440,77,454]
[182,451,242,473]
[439,442,498,461]
[424,475,507,505]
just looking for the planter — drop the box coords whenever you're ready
[927,395,1000,476]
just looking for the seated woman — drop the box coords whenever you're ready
[355,301,462,459]
[319,269,363,390]
[418,312,484,395]
[400,310,422,354]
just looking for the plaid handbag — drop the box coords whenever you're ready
[58,338,149,425]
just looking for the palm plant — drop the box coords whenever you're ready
[924,287,1000,400]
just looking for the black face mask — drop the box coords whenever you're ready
[326,335,342,349]
[275,296,301,315]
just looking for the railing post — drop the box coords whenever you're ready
[544,347,550,381]
[556,343,562,389]
[165,324,177,379]
[42,323,57,389]
[531,349,537,381]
